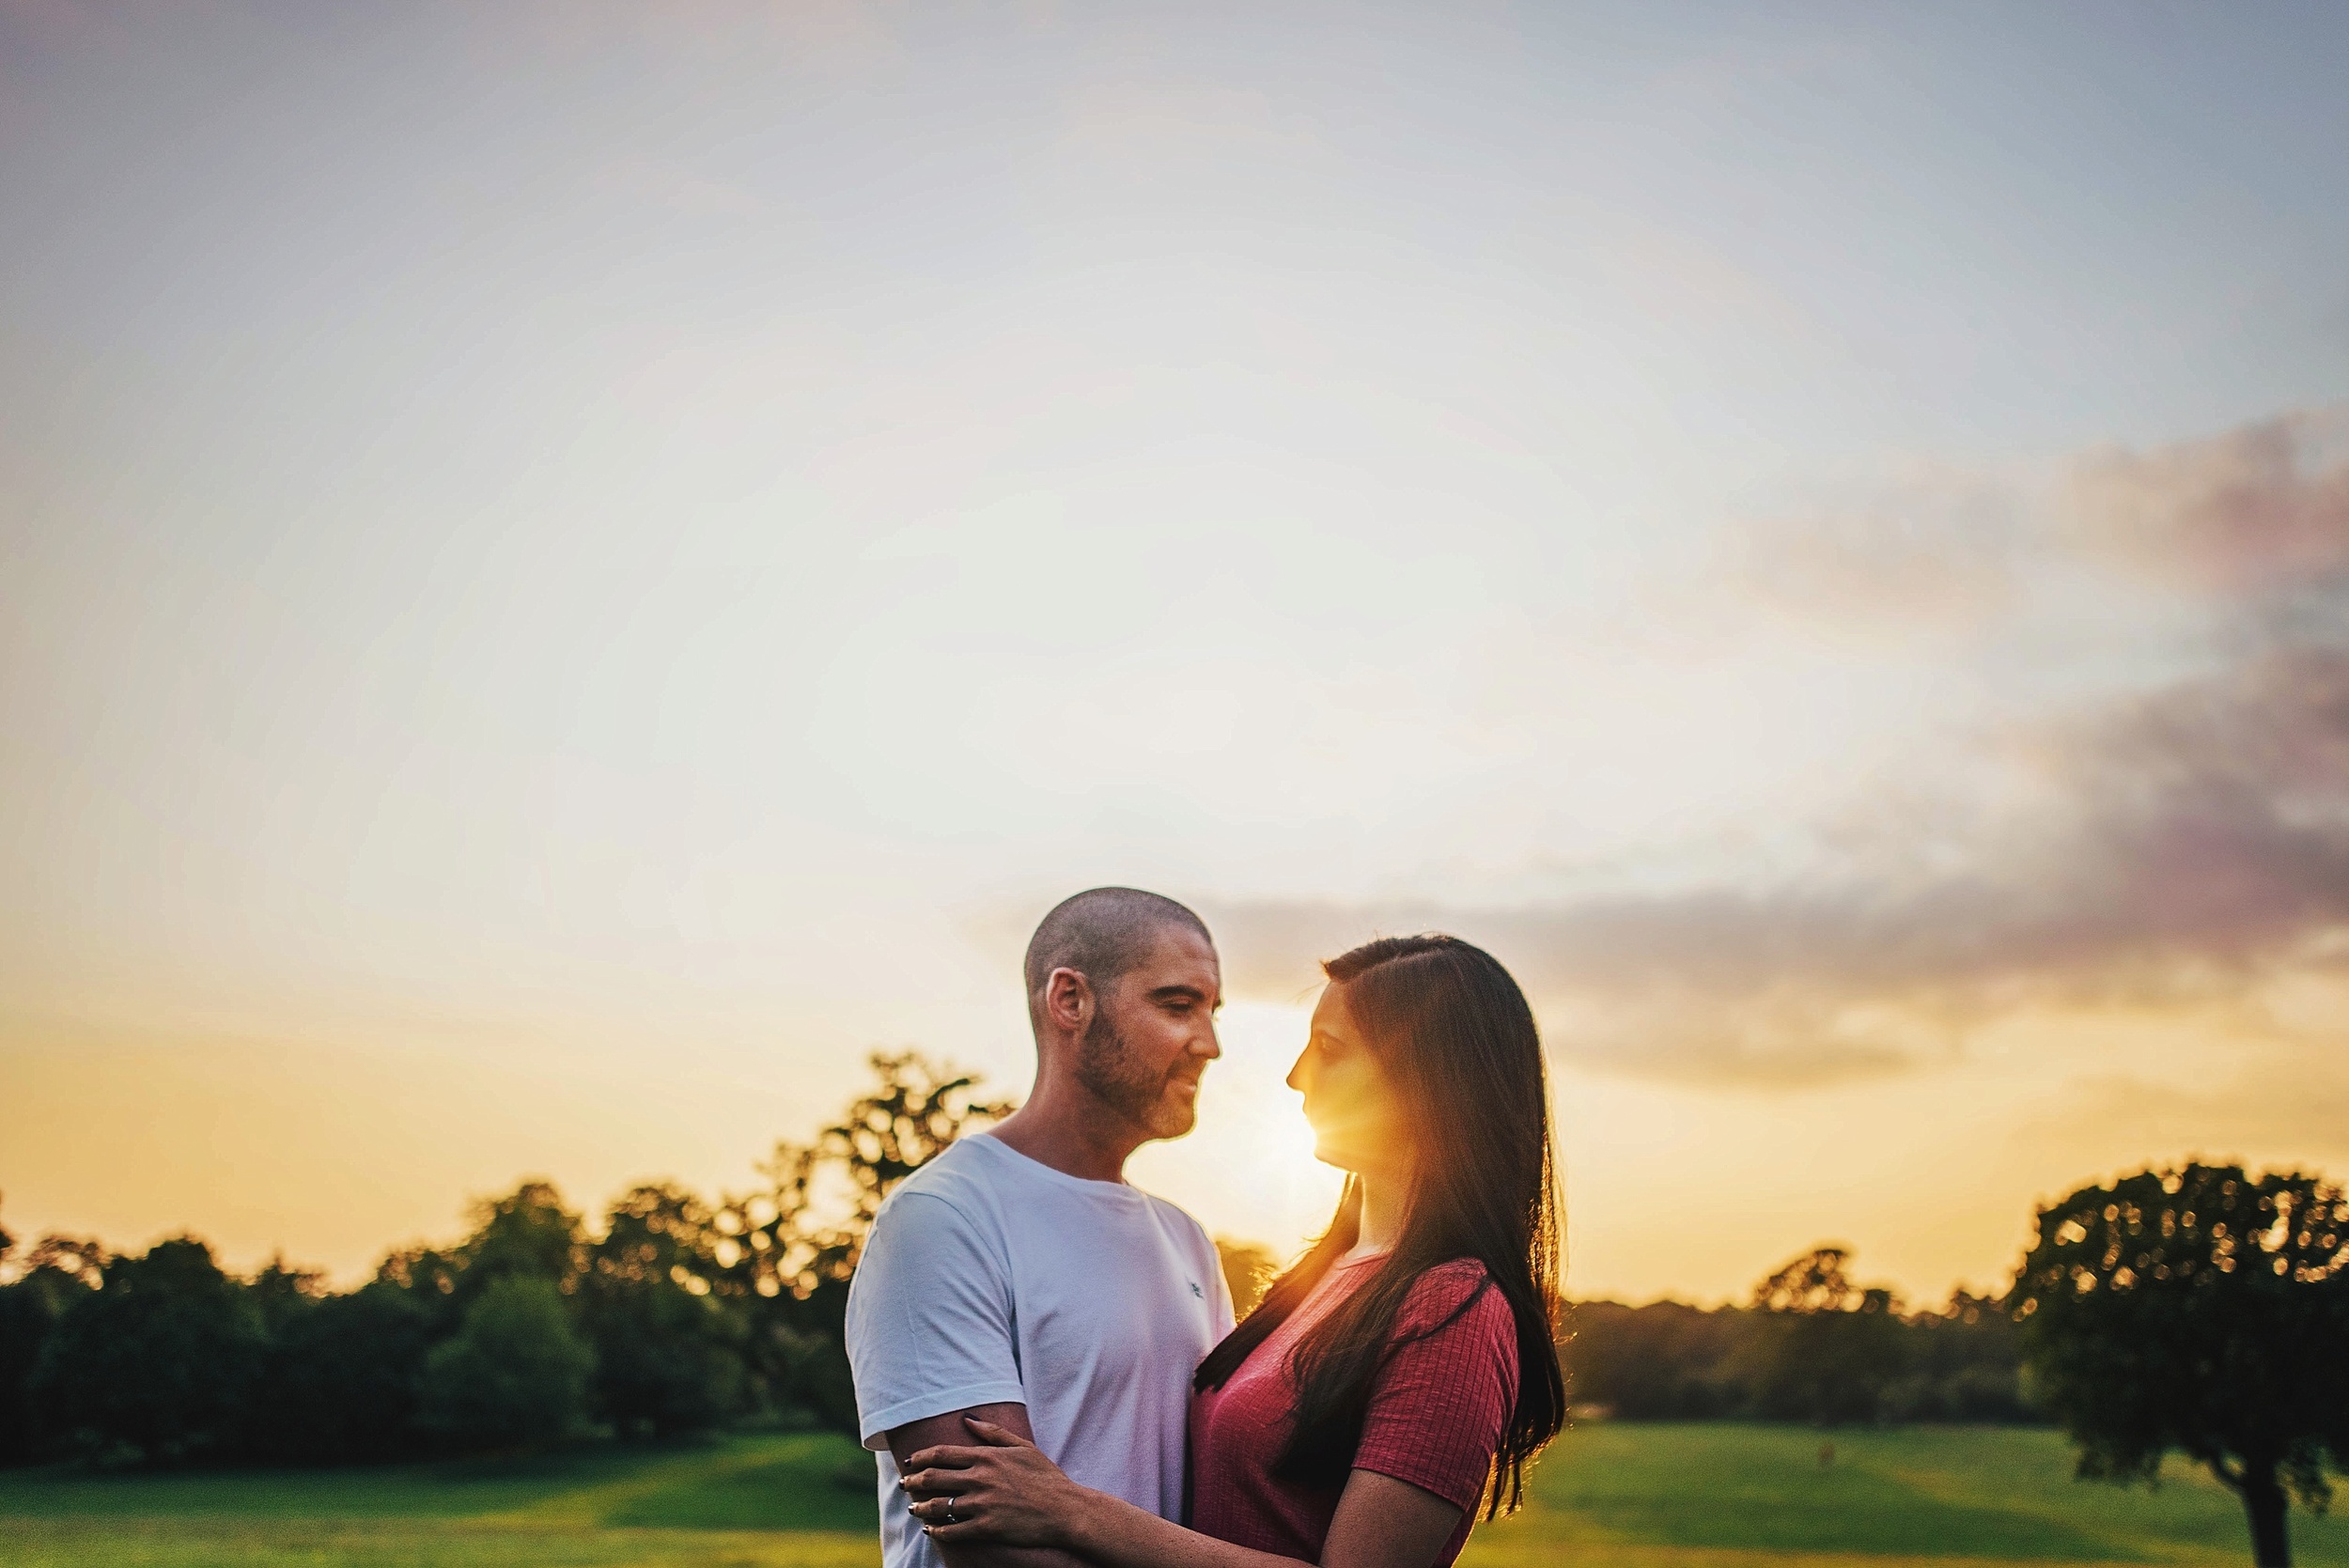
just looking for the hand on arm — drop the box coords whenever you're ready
[906,1421,1463,1568]
[888,1405,1094,1568]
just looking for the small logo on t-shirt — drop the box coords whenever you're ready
[1188,1280,1203,1297]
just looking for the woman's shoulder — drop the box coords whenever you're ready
[1394,1257,1509,1337]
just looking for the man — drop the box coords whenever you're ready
[847,888,1235,1568]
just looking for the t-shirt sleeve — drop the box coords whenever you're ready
[1199,1220,1238,1339]
[843,1189,1027,1449]
[1350,1264,1519,1514]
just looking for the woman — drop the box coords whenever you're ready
[901,934,1565,1568]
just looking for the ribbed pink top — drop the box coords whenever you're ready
[1189,1256,1517,1567]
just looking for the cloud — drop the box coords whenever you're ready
[1216,411,2349,1088]
[2068,411,2349,600]
[1695,409,2349,644]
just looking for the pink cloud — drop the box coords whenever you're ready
[2068,411,2349,599]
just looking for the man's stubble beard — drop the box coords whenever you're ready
[1076,1008,1196,1140]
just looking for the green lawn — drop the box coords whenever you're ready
[1467,1424,2349,1568]
[1,1424,2341,1567]
[0,1432,881,1567]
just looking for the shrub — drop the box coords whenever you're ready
[415,1276,595,1452]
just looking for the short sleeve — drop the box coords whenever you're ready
[1350,1264,1518,1514]
[1194,1218,1238,1340]
[843,1190,1028,1448]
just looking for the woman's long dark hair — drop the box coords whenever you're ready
[1192,934,1565,1515]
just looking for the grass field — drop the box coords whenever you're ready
[1469,1425,2347,1568]
[0,1424,2341,1567]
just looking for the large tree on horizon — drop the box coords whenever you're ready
[2013,1163,2349,1568]
[708,1050,1016,1433]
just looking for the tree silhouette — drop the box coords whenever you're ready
[581,1182,746,1436]
[1217,1238,1277,1319]
[0,1203,100,1463]
[708,1051,1015,1431]
[2014,1164,2349,1567]
[1738,1246,1907,1425]
[451,1181,585,1301]
[29,1236,266,1463]
[414,1275,595,1452]
[243,1283,435,1463]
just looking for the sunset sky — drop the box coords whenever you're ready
[5,2,2348,1306]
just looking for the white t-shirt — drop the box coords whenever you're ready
[846,1132,1236,1568]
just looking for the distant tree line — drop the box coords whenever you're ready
[0,1052,1008,1467]
[1562,1246,2032,1426]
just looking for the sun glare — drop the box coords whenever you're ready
[1126,1000,1344,1262]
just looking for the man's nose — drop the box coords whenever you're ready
[1194,1018,1223,1059]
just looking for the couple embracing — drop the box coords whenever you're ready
[845,888,1565,1568]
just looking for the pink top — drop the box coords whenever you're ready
[1188,1256,1518,1567]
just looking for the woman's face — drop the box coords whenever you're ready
[1287,982,1413,1180]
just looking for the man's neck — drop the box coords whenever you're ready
[987,1080,1143,1185]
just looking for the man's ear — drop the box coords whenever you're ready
[1042,966,1095,1038]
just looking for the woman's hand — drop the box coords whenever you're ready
[901,1417,1099,1550]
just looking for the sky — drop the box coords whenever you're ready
[4,1,2348,1306]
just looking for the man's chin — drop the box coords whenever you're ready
[1144,1100,1199,1140]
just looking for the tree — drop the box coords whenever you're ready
[451,1181,584,1302]
[1559,1297,1748,1420]
[2014,1164,2349,1567]
[582,1183,746,1436]
[1889,1289,2032,1423]
[711,1051,1013,1431]
[1738,1247,1909,1425]
[0,1279,53,1465]
[29,1236,265,1463]
[721,1051,1019,1296]
[245,1256,327,1339]
[414,1275,595,1452]
[244,1283,436,1464]
[1216,1238,1277,1319]
[1,1211,108,1465]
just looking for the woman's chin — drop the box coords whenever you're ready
[1309,1142,1360,1173]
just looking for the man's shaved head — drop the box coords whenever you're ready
[1023,887,1213,1021]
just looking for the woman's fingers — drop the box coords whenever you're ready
[961,1417,1032,1447]
[910,1496,1000,1541]
[898,1467,978,1495]
[902,1445,987,1474]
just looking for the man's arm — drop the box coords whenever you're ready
[889,1404,1093,1568]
